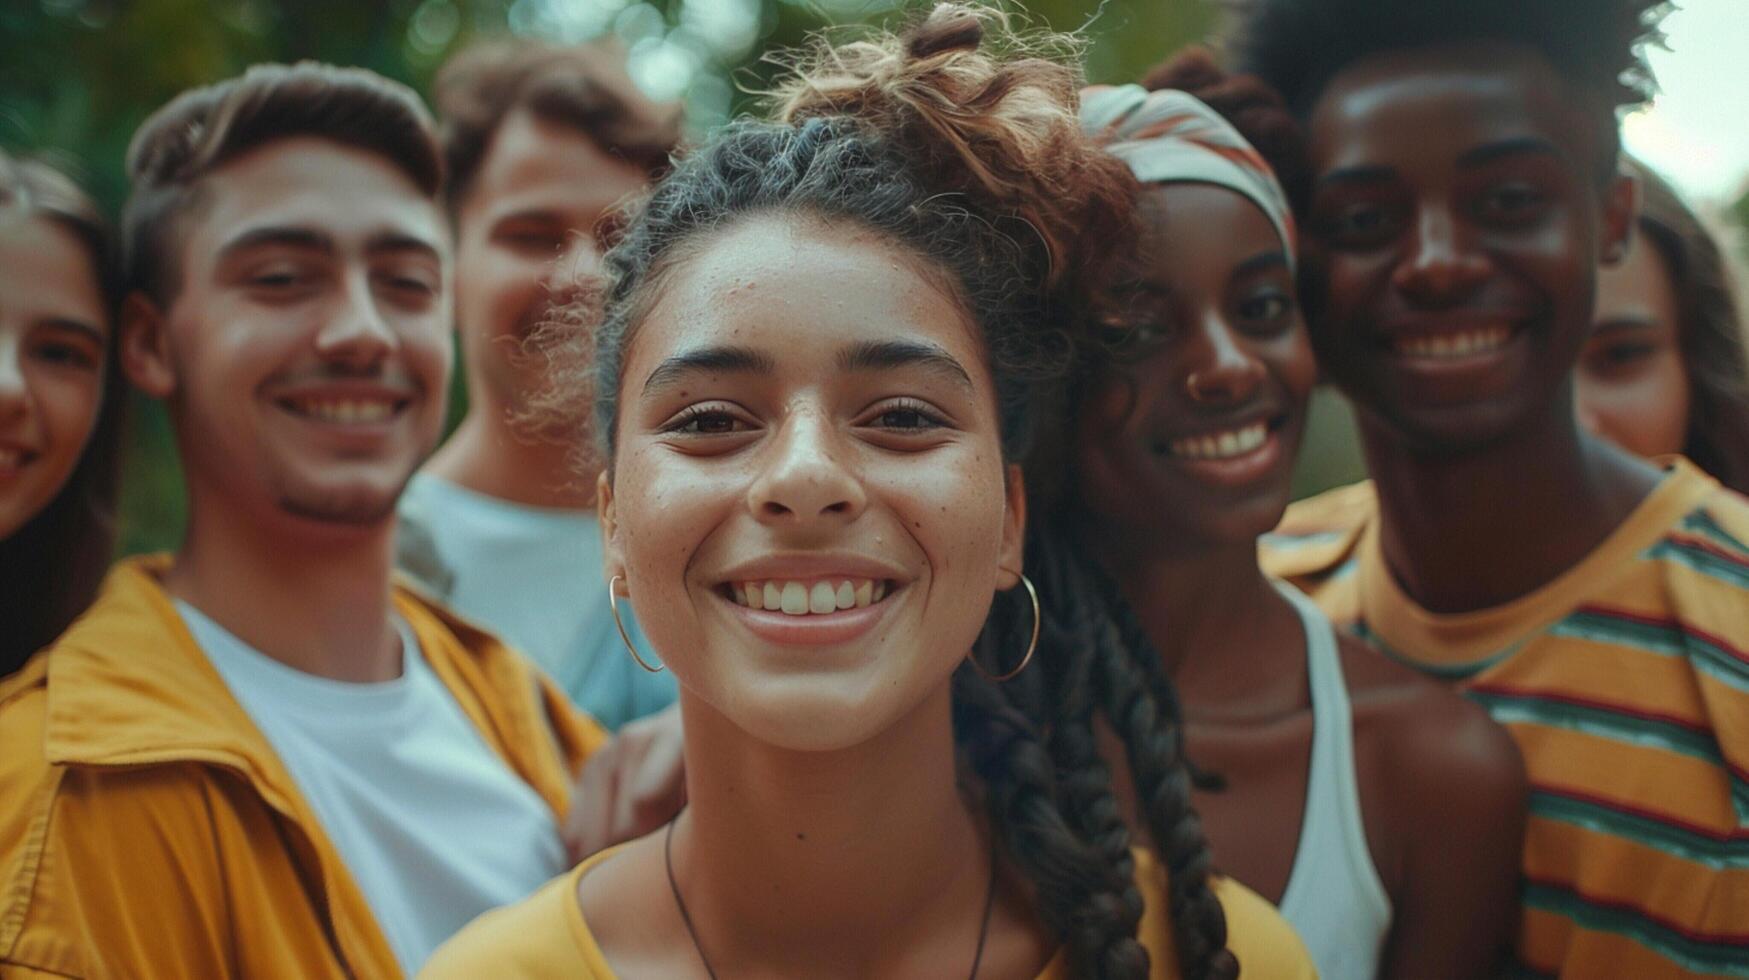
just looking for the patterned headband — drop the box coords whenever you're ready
[1081,83,1297,272]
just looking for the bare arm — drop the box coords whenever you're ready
[1374,691,1527,980]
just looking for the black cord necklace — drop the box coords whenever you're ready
[664,816,1000,980]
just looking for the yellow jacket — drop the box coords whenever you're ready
[0,556,606,979]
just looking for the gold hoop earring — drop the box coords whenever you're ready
[970,572,1039,683]
[608,574,665,673]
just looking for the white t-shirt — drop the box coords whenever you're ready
[176,600,567,976]
[396,472,676,729]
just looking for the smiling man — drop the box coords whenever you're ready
[1248,0,1749,976]
[0,64,603,979]
[398,39,680,729]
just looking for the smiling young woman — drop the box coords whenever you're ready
[0,150,123,677]
[1057,55,1525,980]
[420,6,1313,979]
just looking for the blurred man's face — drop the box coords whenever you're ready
[1300,42,1633,455]
[153,137,452,531]
[452,109,651,417]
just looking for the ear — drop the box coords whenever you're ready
[996,463,1027,591]
[1599,172,1638,267]
[597,469,626,591]
[120,292,177,398]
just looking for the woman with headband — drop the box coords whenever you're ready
[1056,64,1527,979]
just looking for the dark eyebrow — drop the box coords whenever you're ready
[1316,164,1396,189]
[491,208,566,228]
[1457,136,1564,169]
[836,339,973,392]
[366,232,443,262]
[642,344,778,394]
[39,317,106,344]
[1234,252,1290,276]
[1592,316,1659,336]
[217,225,332,261]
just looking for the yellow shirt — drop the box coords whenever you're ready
[1261,459,1749,978]
[0,556,607,979]
[420,844,1316,978]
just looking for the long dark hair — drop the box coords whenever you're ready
[532,7,1233,978]
[1628,159,1749,493]
[0,151,124,677]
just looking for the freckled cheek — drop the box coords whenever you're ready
[613,452,736,580]
[882,464,1009,588]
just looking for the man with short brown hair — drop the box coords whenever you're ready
[0,62,603,979]
[401,38,681,727]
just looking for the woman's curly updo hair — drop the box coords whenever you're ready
[534,3,1134,466]
[531,5,1236,978]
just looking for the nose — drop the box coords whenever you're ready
[1392,205,1491,308]
[1181,312,1266,406]
[544,236,606,295]
[746,409,868,527]
[314,271,397,367]
[0,336,27,424]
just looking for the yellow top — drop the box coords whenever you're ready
[422,843,1316,978]
[1261,459,1749,978]
[0,556,607,980]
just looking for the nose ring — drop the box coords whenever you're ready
[1185,371,1212,402]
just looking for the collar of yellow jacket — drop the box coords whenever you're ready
[38,554,581,820]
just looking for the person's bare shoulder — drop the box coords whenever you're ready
[575,831,693,976]
[1339,632,1527,880]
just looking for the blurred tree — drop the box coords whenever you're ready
[6,0,1366,557]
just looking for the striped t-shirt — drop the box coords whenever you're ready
[1260,458,1749,978]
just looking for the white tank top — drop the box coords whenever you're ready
[1273,580,1393,980]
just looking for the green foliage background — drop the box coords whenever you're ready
[1,0,1371,557]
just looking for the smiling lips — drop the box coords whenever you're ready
[1168,420,1270,461]
[1392,324,1513,359]
[728,578,890,616]
[277,394,409,424]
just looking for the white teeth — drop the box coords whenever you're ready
[1395,326,1510,359]
[809,581,836,614]
[290,398,399,423]
[1170,421,1270,460]
[729,578,889,616]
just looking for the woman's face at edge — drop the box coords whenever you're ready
[1076,184,1315,552]
[597,213,1024,752]
[1576,225,1690,461]
[0,213,110,540]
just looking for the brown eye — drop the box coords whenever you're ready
[1473,182,1552,228]
[664,404,754,436]
[863,398,946,432]
[1239,290,1294,324]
